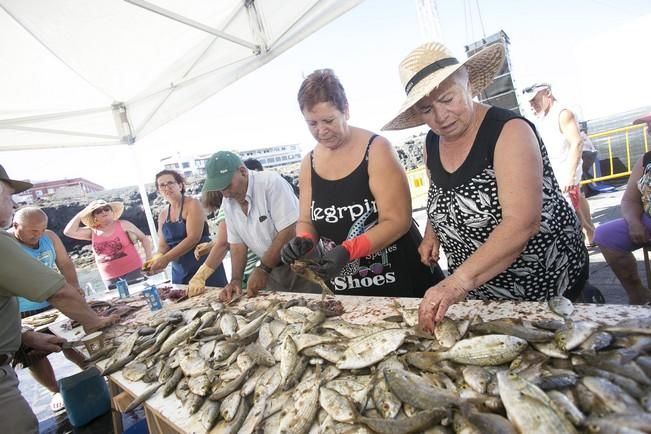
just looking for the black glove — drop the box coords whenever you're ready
[281,237,315,265]
[310,245,350,280]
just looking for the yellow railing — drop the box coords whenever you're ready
[580,123,648,185]
[406,166,429,209]
[406,123,649,204]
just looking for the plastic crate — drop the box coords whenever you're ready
[57,367,111,427]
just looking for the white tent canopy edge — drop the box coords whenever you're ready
[0,0,364,244]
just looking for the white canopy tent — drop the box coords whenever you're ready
[0,0,364,240]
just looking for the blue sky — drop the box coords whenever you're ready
[3,0,650,188]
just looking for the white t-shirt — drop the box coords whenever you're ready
[537,102,582,186]
[222,170,298,259]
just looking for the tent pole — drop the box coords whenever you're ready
[129,145,159,247]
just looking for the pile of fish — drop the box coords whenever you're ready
[95,295,651,434]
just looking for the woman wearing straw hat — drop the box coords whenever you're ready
[383,42,589,330]
[64,199,153,289]
[280,69,442,297]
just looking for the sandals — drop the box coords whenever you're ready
[50,392,65,413]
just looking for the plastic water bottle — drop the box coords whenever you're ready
[85,282,95,297]
[116,278,130,299]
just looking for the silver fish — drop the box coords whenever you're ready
[199,400,221,431]
[384,368,459,410]
[220,391,242,422]
[319,386,356,422]
[554,320,600,351]
[122,361,147,382]
[337,329,408,370]
[125,382,162,413]
[432,335,528,366]
[546,390,586,427]
[581,376,643,414]
[548,296,574,319]
[162,367,184,397]
[497,372,576,434]
[434,317,461,348]
[277,372,321,434]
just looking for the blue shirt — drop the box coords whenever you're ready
[17,234,55,313]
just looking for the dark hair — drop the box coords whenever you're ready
[155,169,185,194]
[243,158,264,172]
[297,69,348,113]
[201,190,223,213]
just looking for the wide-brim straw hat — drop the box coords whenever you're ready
[80,200,124,228]
[382,41,505,131]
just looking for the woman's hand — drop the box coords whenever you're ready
[188,264,214,297]
[628,219,650,245]
[147,254,169,274]
[281,237,315,265]
[418,273,472,333]
[194,242,213,260]
[418,234,440,266]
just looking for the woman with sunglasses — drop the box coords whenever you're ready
[146,170,227,291]
[64,199,153,289]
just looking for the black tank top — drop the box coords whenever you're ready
[425,107,588,300]
[311,134,437,297]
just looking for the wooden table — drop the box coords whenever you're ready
[103,287,651,434]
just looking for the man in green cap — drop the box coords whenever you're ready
[202,151,319,301]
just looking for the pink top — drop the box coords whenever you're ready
[91,220,142,280]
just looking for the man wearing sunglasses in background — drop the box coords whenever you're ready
[0,164,117,433]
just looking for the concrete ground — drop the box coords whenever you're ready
[15,185,645,432]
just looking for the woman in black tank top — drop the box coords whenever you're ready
[280,69,440,297]
[382,42,588,332]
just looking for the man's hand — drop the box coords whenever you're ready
[83,314,119,334]
[629,220,650,245]
[22,330,66,353]
[311,245,350,280]
[418,274,471,333]
[246,267,268,298]
[418,235,440,266]
[219,280,242,303]
[194,242,212,260]
[281,237,315,265]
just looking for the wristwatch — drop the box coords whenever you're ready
[257,262,273,274]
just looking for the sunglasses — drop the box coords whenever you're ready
[158,180,178,189]
[92,205,112,215]
[357,262,385,277]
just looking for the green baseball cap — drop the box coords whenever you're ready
[202,151,243,192]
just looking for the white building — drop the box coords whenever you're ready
[160,153,211,178]
[160,144,302,177]
[238,144,302,170]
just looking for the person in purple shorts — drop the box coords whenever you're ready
[593,113,651,304]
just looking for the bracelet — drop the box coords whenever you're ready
[257,262,273,274]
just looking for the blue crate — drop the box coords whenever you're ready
[57,367,110,427]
